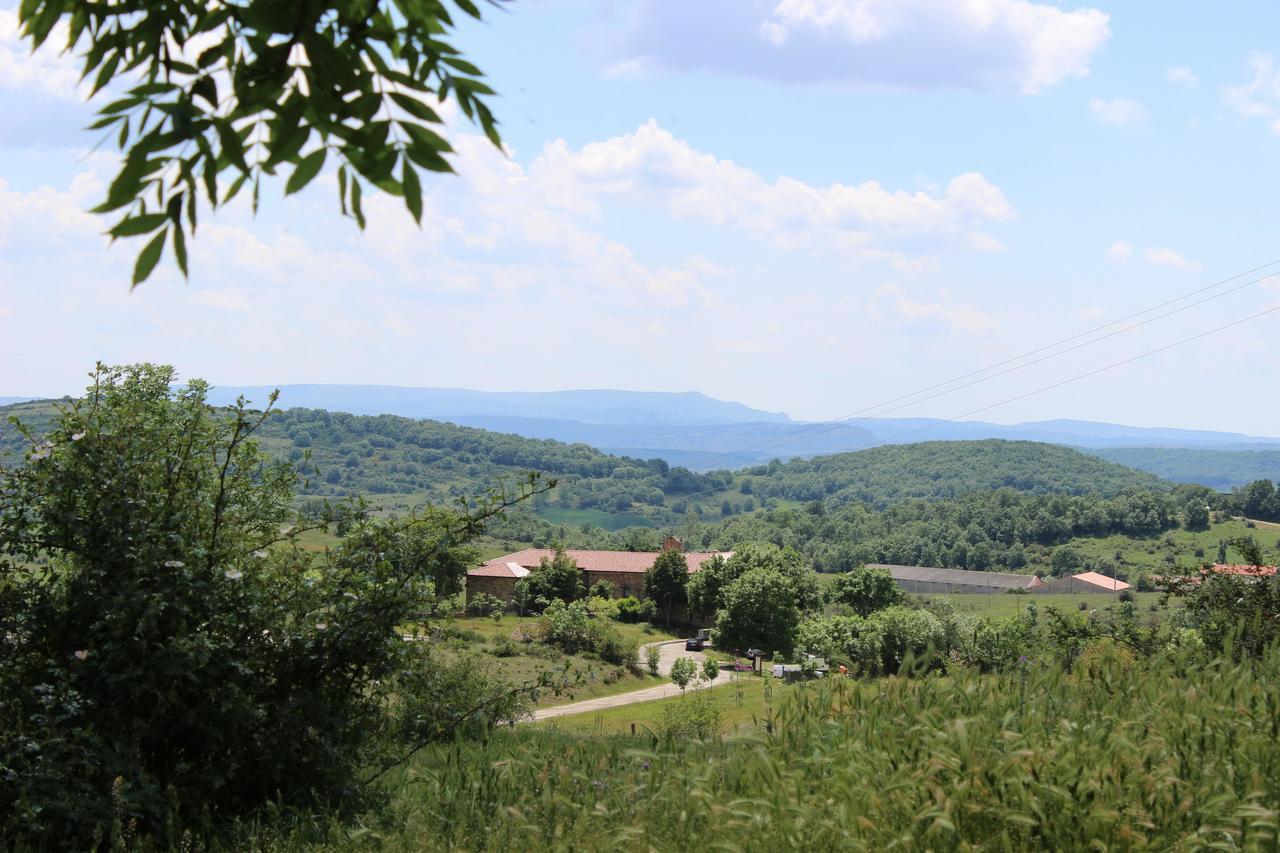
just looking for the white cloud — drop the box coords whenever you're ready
[1089,97,1147,125]
[1164,66,1199,86]
[609,0,1109,94]
[868,283,997,335]
[1224,53,1280,136]
[1145,247,1200,271]
[529,120,1015,269]
[1105,240,1132,264]
[0,9,83,99]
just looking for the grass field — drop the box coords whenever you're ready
[435,616,680,709]
[537,673,802,735]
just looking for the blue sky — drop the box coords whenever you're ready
[1,0,1279,433]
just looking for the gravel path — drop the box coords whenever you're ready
[533,639,731,721]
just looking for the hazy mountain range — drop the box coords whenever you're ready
[10,384,1280,485]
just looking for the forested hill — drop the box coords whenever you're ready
[4,400,1171,527]
[741,440,1165,509]
[1086,447,1280,491]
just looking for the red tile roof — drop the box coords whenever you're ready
[467,549,731,577]
[1208,564,1278,576]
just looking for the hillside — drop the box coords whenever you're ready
[2,402,1174,531]
[740,440,1166,510]
[1086,447,1280,490]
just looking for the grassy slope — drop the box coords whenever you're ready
[438,616,679,710]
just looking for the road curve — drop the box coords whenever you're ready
[533,639,732,721]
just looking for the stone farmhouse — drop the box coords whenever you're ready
[466,537,731,603]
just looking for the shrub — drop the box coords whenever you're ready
[658,691,722,740]
[863,607,946,674]
[0,365,536,847]
[466,592,505,617]
[645,645,662,677]
[615,596,657,624]
[586,595,620,621]
[588,580,615,600]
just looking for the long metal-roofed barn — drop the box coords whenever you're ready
[868,564,1043,595]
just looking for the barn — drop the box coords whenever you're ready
[1029,571,1130,594]
[870,564,1043,595]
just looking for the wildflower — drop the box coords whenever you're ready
[31,442,53,461]
[253,549,268,559]
[163,559,184,568]
[315,622,328,631]
[224,569,243,581]
[73,650,89,661]
[71,431,86,441]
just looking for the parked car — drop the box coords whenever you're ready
[685,637,705,651]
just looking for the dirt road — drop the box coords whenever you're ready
[532,639,731,721]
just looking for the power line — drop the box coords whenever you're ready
[710,269,1278,467]
[681,258,1280,471]
[727,300,1280,466]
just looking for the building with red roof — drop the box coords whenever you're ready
[465,538,732,603]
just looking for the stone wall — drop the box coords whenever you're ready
[465,575,518,603]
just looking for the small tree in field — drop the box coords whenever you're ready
[645,548,688,626]
[701,656,720,684]
[645,645,663,677]
[670,657,698,695]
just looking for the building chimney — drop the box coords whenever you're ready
[662,536,683,552]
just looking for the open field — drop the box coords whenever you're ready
[536,674,802,735]
[434,616,681,709]
[535,506,659,530]
[922,591,1168,623]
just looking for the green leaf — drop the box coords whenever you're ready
[110,213,169,239]
[172,225,188,277]
[402,161,422,224]
[337,165,348,216]
[132,230,167,288]
[91,53,121,96]
[285,148,326,196]
[351,179,365,229]
[390,93,442,123]
[215,120,248,172]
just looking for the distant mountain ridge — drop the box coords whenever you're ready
[202,385,791,426]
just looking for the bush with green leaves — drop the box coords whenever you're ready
[537,600,636,667]
[615,596,657,624]
[669,657,698,693]
[465,592,505,618]
[513,548,585,613]
[644,548,688,625]
[658,690,722,740]
[645,644,663,677]
[713,568,801,658]
[0,364,542,847]
[826,566,907,617]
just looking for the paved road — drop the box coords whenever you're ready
[533,639,732,721]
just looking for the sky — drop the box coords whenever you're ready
[1,0,1279,433]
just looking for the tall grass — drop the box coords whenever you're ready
[257,644,1280,850]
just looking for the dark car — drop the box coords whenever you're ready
[685,637,705,651]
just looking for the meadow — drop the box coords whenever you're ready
[241,644,1280,851]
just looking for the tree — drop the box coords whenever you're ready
[0,363,547,846]
[645,548,688,626]
[669,657,698,694]
[1051,544,1085,576]
[827,566,907,617]
[701,656,720,684]
[713,569,800,658]
[15,0,503,286]
[687,543,821,621]
[1184,499,1211,532]
[512,548,584,612]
